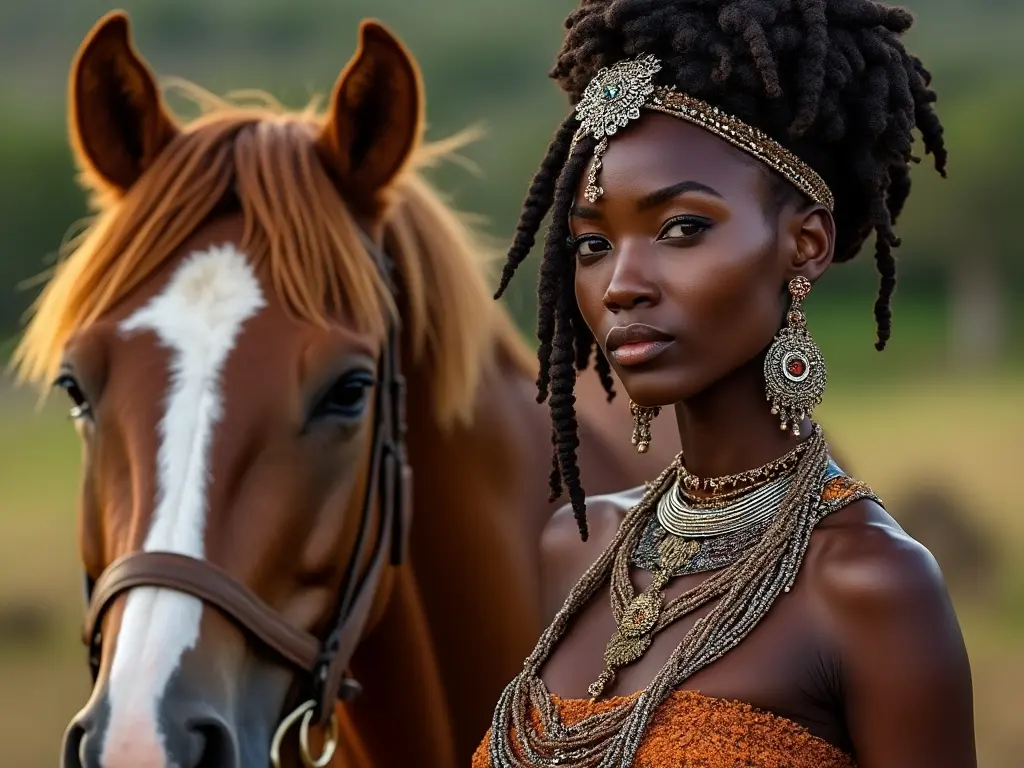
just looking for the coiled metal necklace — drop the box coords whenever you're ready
[629,472,791,588]
[657,473,792,538]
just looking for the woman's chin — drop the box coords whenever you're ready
[615,366,700,409]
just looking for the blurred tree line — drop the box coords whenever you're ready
[1,0,1021,369]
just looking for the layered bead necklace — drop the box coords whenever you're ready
[488,425,832,768]
[592,439,804,698]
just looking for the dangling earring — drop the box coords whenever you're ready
[764,276,827,436]
[630,400,661,454]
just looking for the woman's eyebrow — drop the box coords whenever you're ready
[637,180,724,211]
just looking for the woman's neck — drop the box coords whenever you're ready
[673,355,812,480]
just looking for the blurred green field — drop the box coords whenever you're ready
[1,1,1022,765]
[1,322,1022,764]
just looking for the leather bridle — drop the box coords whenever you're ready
[78,230,412,751]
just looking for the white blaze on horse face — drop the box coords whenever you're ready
[101,244,265,766]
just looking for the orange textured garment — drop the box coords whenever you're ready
[472,689,856,768]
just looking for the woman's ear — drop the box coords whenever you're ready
[69,11,178,193]
[787,205,835,283]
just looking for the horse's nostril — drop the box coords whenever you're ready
[61,720,98,768]
[68,695,231,768]
[185,726,207,768]
[156,715,237,768]
[189,719,237,768]
[61,721,85,768]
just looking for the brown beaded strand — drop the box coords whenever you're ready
[488,426,831,768]
[620,433,829,758]
[675,437,807,493]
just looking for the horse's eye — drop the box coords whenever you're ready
[311,370,375,422]
[53,373,92,421]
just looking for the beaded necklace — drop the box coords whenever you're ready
[488,425,831,768]
[675,439,807,493]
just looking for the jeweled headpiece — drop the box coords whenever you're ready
[569,54,835,210]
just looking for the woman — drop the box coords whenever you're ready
[477,1,975,767]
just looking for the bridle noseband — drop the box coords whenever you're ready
[79,231,412,762]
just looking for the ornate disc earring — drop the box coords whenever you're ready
[630,400,661,453]
[764,276,827,436]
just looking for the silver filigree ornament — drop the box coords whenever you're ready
[763,277,827,435]
[572,54,663,202]
[575,54,662,141]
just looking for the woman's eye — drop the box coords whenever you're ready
[312,371,376,422]
[573,236,611,260]
[658,217,711,240]
[53,373,92,421]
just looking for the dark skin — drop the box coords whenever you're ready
[538,114,976,766]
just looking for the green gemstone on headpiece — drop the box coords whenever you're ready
[602,84,621,100]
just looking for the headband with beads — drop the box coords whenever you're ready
[569,54,834,210]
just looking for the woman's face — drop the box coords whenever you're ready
[570,113,818,408]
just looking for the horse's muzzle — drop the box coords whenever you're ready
[62,694,240,768]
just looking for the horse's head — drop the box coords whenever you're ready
[14,11,448,767]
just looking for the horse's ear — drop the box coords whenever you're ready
[317,20,424,202]
[69,11,178,192]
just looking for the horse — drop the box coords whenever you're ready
[12,12,681,768]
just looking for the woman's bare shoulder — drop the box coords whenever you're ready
[538,486,646,620]
[805,497,975,764]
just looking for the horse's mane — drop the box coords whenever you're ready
[13,83,532,426]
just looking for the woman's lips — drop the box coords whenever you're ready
[605,323,675,367]
[608,339,674,366]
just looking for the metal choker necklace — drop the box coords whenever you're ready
[630,470,793,604]
[656,473,793,538]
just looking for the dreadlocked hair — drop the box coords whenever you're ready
[497,0,947,538]
[541,136,599,538]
